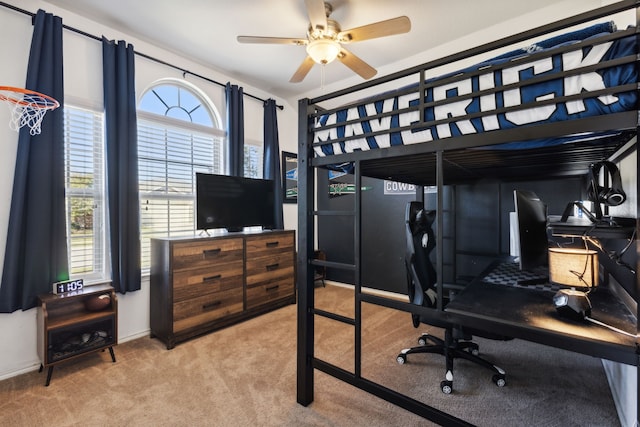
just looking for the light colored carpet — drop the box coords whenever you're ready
[0,284,620,426]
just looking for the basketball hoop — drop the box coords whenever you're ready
[0,86,60,136]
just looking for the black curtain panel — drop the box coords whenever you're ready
[263,99,284,229]
[0,10,68,312]
[102,38,141,294]
[225,83,244,177]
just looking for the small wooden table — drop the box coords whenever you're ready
[37,284,118,386]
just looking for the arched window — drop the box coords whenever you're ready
[137,79,224,270]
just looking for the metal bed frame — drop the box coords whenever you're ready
[296,1,640,425]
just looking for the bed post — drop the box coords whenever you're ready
[296,97,315,406]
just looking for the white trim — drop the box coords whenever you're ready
[137,77,223,130]
[137,110,226,137]
[0,361,41,381]
[64,94,103,111]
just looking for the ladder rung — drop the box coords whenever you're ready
[313,210,355,216]
[311,259,355,271]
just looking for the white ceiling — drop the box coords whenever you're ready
[42,0,586,102]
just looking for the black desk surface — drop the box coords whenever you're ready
[445,261,638,365]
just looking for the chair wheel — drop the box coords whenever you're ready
[396,354,406,365]
[470,348,479,356]
[492,374,506,387]
[418,336,427,346]
[440,380,453,394]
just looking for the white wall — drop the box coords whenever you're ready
[0,0,299,380]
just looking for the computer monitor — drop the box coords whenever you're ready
[513,190,549,271]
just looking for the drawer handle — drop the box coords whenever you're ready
[202,248,221,257]
[203,274,222,283]
[266,241,279,248]
[266,263,280,271]
[266,285,279,292]
[202,301,221,311]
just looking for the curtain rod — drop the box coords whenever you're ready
[0,1,284,110]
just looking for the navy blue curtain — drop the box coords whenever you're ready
[0,10,67,312]
[225,83,244,177]
[263,99,284,229]
[102,38,141,294]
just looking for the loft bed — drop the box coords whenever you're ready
[296,1,639,425]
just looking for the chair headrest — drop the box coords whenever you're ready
[406,202,435,236]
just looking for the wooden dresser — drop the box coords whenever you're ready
[150,230,295,349]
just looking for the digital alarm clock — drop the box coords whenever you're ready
[52,279,84,294]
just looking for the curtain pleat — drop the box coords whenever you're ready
[102,38,141,294]
[0,10,68,312]
[225,83,244,177]
[263,99,284,229]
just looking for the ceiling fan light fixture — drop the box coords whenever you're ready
[306,39,340,64]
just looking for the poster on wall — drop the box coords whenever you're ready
[383,180,437,195]
[282,151,297,203]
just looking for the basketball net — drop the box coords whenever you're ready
[0,86,60,136]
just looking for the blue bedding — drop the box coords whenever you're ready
[312,22,637,158]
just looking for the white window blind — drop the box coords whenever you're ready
[138,118,223,270]
[63,105,107,282]
[244,139,264,179]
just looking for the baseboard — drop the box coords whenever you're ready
[119,329,152,344]
[0,329,152,382]
[0,360,42,381]
[602,359,638,427]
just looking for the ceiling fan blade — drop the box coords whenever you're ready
[237,36,307,45]
[338,47,377,80]
[305,0,328,33]
[338,16,411,43]
[290,56,316,83]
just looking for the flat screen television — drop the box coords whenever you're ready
[196,173,276,232]
[513,189,549,271]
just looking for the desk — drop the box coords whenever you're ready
[445,261,637,366]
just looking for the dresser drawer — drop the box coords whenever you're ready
[246,277,294,310]
[172,238,243,271]
[245,233,294,258]
[173,287,243,333]
[246,251,294,286]
[173,261,243,302]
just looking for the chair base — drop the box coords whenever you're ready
[396,330,506,394]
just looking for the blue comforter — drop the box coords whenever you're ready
[312,22,637,157]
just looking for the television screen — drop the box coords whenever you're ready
[196,173,276,232]
[513,189,549,271]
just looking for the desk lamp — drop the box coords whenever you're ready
[548,247,599,289]
[549,243,598,321]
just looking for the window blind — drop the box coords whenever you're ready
[138,119,223,270]
[63,105,106,282]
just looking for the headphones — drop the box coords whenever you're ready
[588,161,626,207]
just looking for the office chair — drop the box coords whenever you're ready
[396,201,508,394]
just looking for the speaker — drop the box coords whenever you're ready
[588,161,626,207]
[553,289,592,321]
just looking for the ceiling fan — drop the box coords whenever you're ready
[237,0,411,83]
